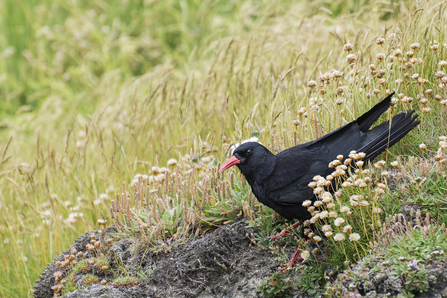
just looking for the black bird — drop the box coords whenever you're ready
[219,93,419,267]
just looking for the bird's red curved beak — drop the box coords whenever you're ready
[218,156,241,173]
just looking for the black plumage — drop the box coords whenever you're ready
[219,93,420,221]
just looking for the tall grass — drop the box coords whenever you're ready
[0,0,445,297]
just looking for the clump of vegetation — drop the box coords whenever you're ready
[112,276,143,289]
[258,271,294,298]
[325,212,447,297]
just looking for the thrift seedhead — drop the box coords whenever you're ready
[301,250,310,259]
[410,42,421,50]
[343,225,352,233]
[343,43,353,52]
[334,233,345,241]
[334,218,345,226]
[346,54,357,64]
[307,80,317,88]
[376,38,385,45]
[349,233,360,241]
[393,49,402,57]
[435,71,445,79]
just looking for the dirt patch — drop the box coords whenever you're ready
[33,220,278,298]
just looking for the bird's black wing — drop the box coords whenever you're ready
[264,122,366,205]
[264,94,398,206]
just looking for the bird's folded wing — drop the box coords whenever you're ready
[264,153,330,205]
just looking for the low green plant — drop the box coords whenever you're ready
[82,274,99,287]
[258,271,293,298]
[324,211,447,296]
[297,263,328,297]
[112,276,142,288]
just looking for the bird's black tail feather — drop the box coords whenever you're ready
[356,92,395,132]
[360,110,420,161]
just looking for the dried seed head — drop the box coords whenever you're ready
[302,200,312,207]
[167,158,177,167]
[410,43,421,50]
[322,224,332,232]
[425,89,433,95]
[340,206,350,213]
[406,51,414,58]
[376,38,385,45]
[349,233,360,241]
[372,207,382,214]
[319,211,329,219]
[431,44,439,51]
[393,49,402,57]
[325,231,333,238]
[336,97,344,105]
[301,250,310,259]
[376,53,384,60]
[419,143,427,150]
[435,71,446,79]
[346,54,357,64]
[334,217,345,226]
[343,225,352,233]
[334,233,345,241]
[343,43,353,52]
[307,80,317,88]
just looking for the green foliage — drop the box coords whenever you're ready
[82,274,99,286]
[112,276,142,287]
[400,166,447,223]
[258,271,293,298]
[61,278,77,295]
[325,213,447,296]
[297,263,327,296]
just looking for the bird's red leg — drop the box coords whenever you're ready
[269,221,302,241]
[277,239,308,273]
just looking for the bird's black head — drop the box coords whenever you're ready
[219,142,276,184]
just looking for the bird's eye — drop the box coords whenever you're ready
[246,149,252,155]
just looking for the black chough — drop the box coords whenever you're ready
[219,93,419,268]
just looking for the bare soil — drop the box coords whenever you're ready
[33,219,278,298]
